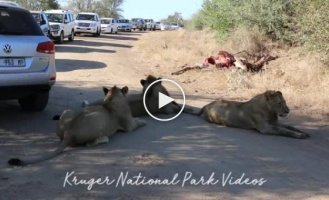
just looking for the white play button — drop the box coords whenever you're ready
[158,92,175,109]
[143,78,185,121]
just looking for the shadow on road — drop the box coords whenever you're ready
[0,82,329,199]
[55,59,107,72]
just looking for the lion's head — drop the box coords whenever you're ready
[140,75,180,113]
[102,86,129,111]
[264,90,290,117]
[140,75,170,97]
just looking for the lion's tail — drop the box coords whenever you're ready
[8,142,66,166]
[182,104,203,116]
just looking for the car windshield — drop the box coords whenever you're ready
[77,14,96,21]
[118,19,129,23]
[0,8,43,35]
[101,19,110,24]
[46,13,63,23]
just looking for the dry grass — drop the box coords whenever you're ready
[133,29,329,116]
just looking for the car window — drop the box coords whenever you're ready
[77,14,96,21]
[101,19,110,24]
[46,13,64,23]
[0,8,43,35]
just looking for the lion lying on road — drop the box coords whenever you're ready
[200,91,310,139]
[8,86,146,166]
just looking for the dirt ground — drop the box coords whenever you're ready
[0,32,329,200]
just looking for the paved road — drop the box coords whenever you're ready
[0,32,328,200]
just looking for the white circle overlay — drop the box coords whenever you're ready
[143,79,185,122]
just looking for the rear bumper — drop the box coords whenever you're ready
[0,84,51,100]
[0,65,56,99]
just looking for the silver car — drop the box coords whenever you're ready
[0,2,56,111]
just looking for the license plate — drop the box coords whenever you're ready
[0,58,26,67]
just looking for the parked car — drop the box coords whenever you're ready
[170,23,182,30]
[45,10,75,43]
[116,19,132,32]
[144,19,156,31]
[131,18,146,31]
[0,2,56,111]
[31,11,50,37]
[100,18,118,34]
[155,21,161,30]
[75,12,101,37]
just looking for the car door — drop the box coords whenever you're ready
[63,13,70,36]
[40,13,49,36]
[68,13,75,32]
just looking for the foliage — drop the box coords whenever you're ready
[161,12,184,26]
[16,0,60,10]
[188,0,329,54]
[67,0,124,18]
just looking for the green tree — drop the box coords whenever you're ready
[68,0,124,18]
[162,12,184,26]
[16,0,59,10]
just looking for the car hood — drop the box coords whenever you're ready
[76,20,96,24]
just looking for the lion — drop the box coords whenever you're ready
[199,91,310,139]
[8,86,146,166]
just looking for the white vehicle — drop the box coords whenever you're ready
[100,18,118,34]
[144,19,156,31]
[116,19,131,32]
[45,10,75,43]
[155,21,162,30]
[31,11,50,37]
[75,12,101,37]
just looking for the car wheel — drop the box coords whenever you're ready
[18,92,49,112]
[68,30,74,41]
[57,31,64,44]
[93,28,98,37]
[97,28,101,36]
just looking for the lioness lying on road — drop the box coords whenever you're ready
[200,91,310,139]
[8,86,146,166]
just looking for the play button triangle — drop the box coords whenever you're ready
[158,92,175,109]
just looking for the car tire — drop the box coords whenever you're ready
[68,30,74,41]
[56,31,64,44]
[93,29,98,37]
[18,92,49,112]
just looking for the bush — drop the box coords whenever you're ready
[188,0,329,57]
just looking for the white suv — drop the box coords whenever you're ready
[45,10,75,43]
[75,12,101,37]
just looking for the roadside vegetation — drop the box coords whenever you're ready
[135,1,329,116]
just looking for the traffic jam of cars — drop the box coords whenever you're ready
[0,1,182,111]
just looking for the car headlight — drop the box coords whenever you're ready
[89,23,96,27]
[51,25,60,31]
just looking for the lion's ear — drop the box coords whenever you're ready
[121,86,129,95]
[265,91,275,101]
[140,79,145,86]
[103,87,109,95]
[276,91,283,96]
